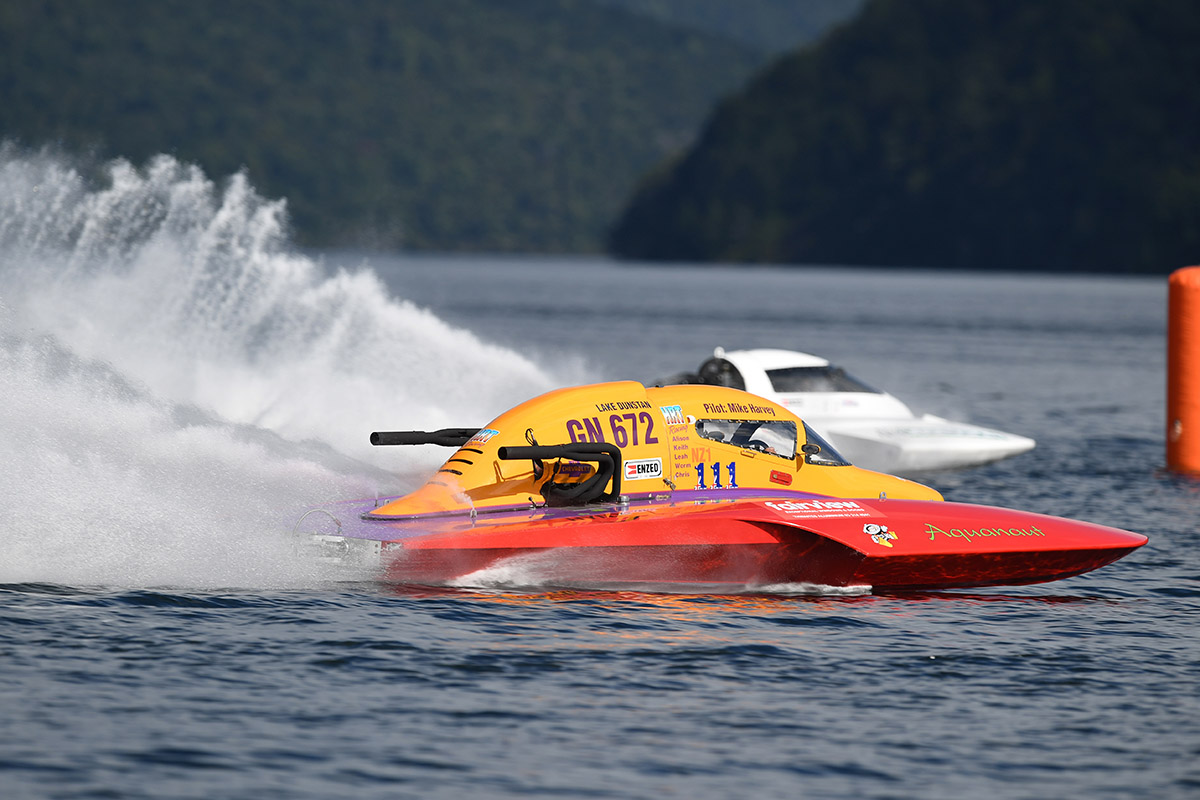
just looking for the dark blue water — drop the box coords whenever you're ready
[3,557,1197,799]
[3,157,1199,798]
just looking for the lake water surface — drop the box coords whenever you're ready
[2,154,1197,799]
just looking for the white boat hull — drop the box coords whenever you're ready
[813,414,1036,474]
[668,348,1038,475]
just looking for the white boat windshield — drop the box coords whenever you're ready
[767,366,878,394]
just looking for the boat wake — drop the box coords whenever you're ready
[0,147,556,589]
[444,550,873,596]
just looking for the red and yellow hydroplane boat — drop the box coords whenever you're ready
[306,381,1145,591]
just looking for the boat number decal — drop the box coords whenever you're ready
[466,429,499,446]
[864,523,897,547]
[764,499,869,519]
[924,523,1046,541]
[694,462,738,489]
[566,413,659,446]
[623,458,663,481]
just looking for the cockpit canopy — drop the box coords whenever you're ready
[694,418,797,458]
[366,380,880,519]
[692,416,849,466]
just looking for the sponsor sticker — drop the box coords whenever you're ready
[924,523,1046,541]
[660,405,687,427]
[466,428,499,446]
[556,461,593,477]
[864,523,897,547]
[763,499,869,519]
[623,457,663,481]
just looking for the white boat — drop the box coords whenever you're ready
[663,348,1036,474]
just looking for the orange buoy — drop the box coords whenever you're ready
[1167,266,1200,473]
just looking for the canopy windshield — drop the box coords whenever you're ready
[695,418,798,459]
[802,423,852,466]
[766,366,878,394]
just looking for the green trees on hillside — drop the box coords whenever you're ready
[8,0,1189,271]
[591,0,863,53]
[0,0,761,251]
[609,0,1200,273]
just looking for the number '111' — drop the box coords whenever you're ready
[695,462,737,489]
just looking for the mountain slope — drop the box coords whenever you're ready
[0,0,765,251]
[590,0,864,53]
[609,0,1200,272]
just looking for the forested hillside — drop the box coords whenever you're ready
[592,0,863,53]
[609,0,1200,273]
[0,0,772,251]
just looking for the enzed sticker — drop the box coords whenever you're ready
[623,457,663,481]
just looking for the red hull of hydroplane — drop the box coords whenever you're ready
[375,498,1145,590]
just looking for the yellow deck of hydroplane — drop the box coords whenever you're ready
[370,382,942,518]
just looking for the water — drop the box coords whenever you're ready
[2,151,1197,799]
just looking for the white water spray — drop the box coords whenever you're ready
[0,147,556,588]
